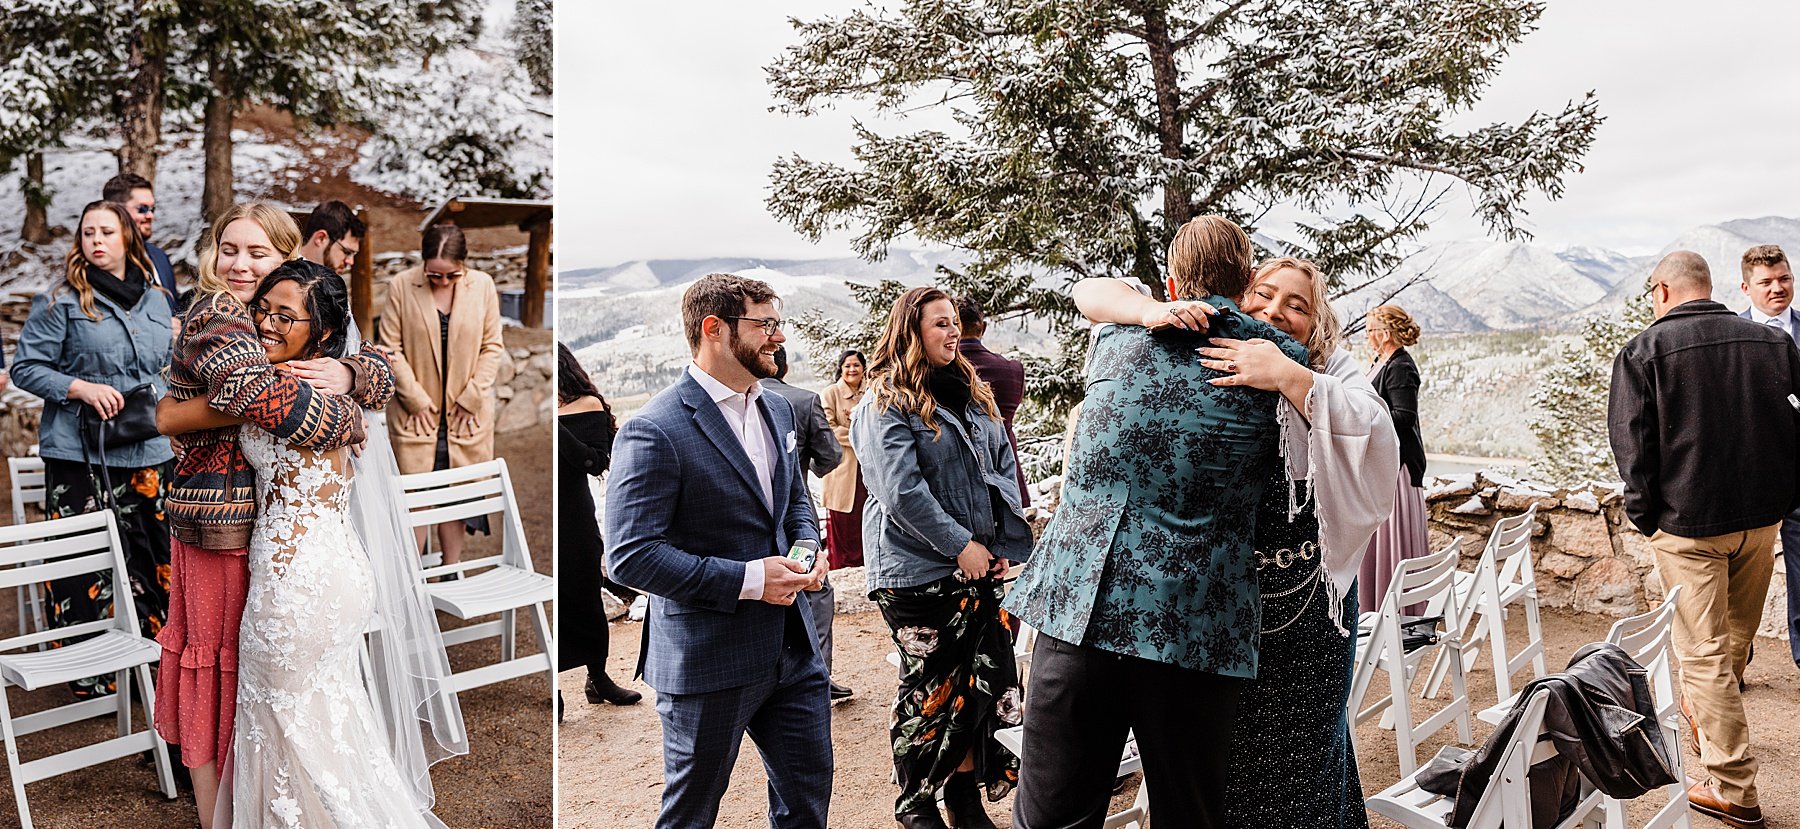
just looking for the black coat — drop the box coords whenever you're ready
[557,408,617,672]
[1421,642,1678,828]
[1607,299,1800,537]
[1373,348,1427,486]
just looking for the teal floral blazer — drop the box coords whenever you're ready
[1004,296,1307,678]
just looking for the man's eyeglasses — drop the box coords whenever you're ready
[251,304,312,335]
[725,316,785,336]
[330,237,360,264]
[132,204,155,216]
[426,269,465,283]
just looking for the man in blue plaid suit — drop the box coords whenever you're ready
[605,274,833,828]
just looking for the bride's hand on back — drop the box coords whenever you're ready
[287,358,354,395]
[1197,337,1307,392]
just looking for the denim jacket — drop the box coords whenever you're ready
[13,284,174,467]
[850,392,1033,591]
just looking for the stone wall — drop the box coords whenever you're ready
[1425,472,1787,640]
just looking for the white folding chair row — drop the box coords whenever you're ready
[1366,686,1607,829]
[1596,587,1692,829]
[0,511,177,829]
[9,456,48,639]
[1349,537,1475,775]
[399,459,556,699]
[993,726,1147,829]
[1427,504,1548,706]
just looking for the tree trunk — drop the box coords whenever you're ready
[201,64,237,226]
[1141,8,1192,229]
[21,154,51,244]
[117,10,166,181]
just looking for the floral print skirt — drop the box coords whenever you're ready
[41,458,173,698]
[873,574,1022,816]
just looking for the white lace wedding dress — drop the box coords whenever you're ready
[229,426,432,828]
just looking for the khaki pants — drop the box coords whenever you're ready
[1650,524,1777,807]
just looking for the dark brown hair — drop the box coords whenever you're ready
[867,286,999,438]
[680,273,779,351]
[101,173,153,202]
[1167,215,1254,300]
[422,222,467,262]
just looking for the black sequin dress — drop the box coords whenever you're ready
[1224,467,1368,828]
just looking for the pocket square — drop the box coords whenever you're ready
[786,430,798,453]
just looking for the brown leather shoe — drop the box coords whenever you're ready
[1686,780,1764,829]
[1680,697,1701,755]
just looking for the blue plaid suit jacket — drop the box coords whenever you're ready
[604,369,823,695]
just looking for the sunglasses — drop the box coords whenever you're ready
[133,205,155,216]
[426,269,465,282]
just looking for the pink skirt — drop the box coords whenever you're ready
[153,538,249,769]
[1358,466,1432,613]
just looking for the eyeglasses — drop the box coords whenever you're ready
[725,316,785,336]
[330,237,360,263]
[251,304,312,335]
[132,204,155,216]
[425,269,464,282]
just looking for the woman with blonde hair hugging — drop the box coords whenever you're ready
[152,202,391,826]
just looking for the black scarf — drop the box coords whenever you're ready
[926,366,973,430]
[86,263,146,312]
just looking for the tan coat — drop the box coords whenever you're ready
[377,266,507,474]
[820,380,867,513]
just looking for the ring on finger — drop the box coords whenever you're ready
[1227,361,1238,372]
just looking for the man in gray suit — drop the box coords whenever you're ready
[760,346,855,701]
[605,273,832,829]
[1738,243,1800,672]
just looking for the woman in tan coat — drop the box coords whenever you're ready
[820,349,869,569]
[377,223,507,568]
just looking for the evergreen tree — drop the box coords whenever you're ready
[1530,294,1652,485]
[768,0,1602,423]
[513,0,553,96]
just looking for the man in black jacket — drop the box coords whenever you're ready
[1607,250,1800,829]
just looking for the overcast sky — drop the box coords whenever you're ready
[562,1,1800,271]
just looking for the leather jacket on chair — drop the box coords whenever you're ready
[1419,641,1679,828]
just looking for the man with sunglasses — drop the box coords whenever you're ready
[297,200,368,344]
[102,173,179,295]
[606,273,832,829]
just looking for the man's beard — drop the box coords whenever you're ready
[731,328,777,379]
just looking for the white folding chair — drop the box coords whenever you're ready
[0,511,177,829]
[398,459,556,699]
[1367,687,1606,829]
[1349,538,1475,775]
[9,456,47,638]
[995,727,1147,829]
[1429,505,1548,707]
[1596,586,1692,829]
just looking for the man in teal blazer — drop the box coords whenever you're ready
[1006,216,1308,829]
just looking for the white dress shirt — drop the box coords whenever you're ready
[688,363,779,600]
[1750,306,1795,340]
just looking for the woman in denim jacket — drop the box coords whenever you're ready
[851,285,1033,829]
[12,200,174,699]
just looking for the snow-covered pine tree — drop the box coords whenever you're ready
[768,0,1602,425]
[513,0,553,96]
[1529,294,1652,485]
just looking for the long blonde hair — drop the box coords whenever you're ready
[1252,257,1342,369]
[195,202,302,296]
[62,201,158,320]
[867,286,1000,439]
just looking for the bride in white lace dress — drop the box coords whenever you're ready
[165,261,464,827]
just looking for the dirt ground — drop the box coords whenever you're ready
[0,423,554,829]
[563,604,1800,829]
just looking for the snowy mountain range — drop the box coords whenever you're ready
[560,216,1800,398]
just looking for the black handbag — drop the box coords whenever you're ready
[77,383,161,511]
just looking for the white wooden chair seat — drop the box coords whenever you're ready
[428,567,555,620]
[0,630,161,691]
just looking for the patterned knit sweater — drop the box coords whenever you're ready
[167,291,396,550]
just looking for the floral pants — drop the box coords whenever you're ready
[41,458,173,698]
[874,574,1022,816]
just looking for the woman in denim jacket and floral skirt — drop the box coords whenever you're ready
[851,286,1034,829]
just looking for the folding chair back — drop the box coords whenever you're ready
[398,460,556,700]
[1367,689,1556,829]
[8,456,48,638]
[0,511,176,828]
[1601,585,1692,829]
[1349,538,1475,776]
[1432,505,1548,710]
